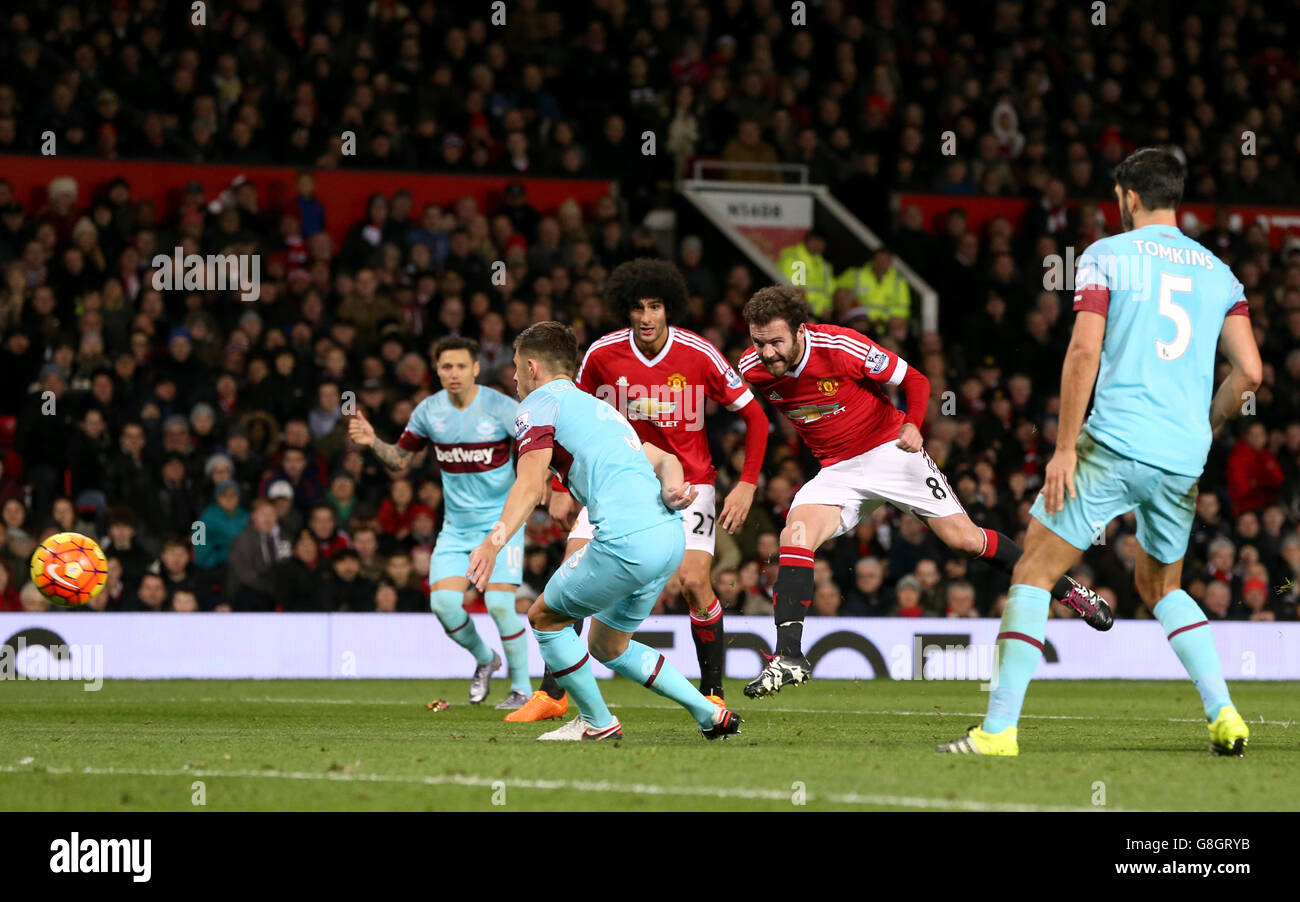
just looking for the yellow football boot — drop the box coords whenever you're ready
[935,725,1019,756]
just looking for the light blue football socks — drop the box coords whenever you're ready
[485,589,531,694]
[1154,589,1232,720]
[983,584,1051,734]
[533,626,614,728]
[604,640,717,728]
[430,589,494,666]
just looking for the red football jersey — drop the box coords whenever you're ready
[576,326,754,485]
[738,323,909,466]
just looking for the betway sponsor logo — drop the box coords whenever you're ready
[435,446,494,465]
[431,439,510,474]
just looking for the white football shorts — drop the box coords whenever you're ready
[569,483,718,554]
[789,441,966,537]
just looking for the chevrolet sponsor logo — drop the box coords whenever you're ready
[626,396,679,418]
[785,402,842,423]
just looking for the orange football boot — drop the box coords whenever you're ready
[705,694,726,707]
[503,690,569,722]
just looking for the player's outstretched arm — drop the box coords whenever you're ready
[1210,314,1263,434]
[644,442,698,510]
[718,400,769,533]
[1044,310,1106,515]
[467,447,551,591]
[349,409,414,471]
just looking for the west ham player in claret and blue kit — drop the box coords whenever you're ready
[737,287,1113,699]
[349,337,532,708]
[938,148,1259,756]
[518,260,770,722]
[468,322,742,741]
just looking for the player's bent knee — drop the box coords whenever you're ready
[587,632,629,663]
[483,587,518,619]
[429,589,463,619]
[527,597,555,628]
[680,573,712,606]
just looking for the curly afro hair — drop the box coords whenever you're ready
[603,258,687,323]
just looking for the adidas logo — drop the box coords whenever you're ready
[768,391,783,401]
[616,376,628,386]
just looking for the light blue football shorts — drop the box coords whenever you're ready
[1030,429,1199,565]
[431,522,525,585]
[543,519,686,633]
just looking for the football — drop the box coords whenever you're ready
[30,532,109,607]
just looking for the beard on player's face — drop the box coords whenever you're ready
[1117,185,1134,232]
[754,323,802,376]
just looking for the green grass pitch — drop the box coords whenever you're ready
[1,678,1296,811]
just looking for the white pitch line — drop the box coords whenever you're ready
[0,764,1122,812]
[4,695,1294,727]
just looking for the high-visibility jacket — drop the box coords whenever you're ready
[835,264,911,324]
[778,241,835,317]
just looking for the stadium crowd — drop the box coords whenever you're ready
[0,0,1298,623]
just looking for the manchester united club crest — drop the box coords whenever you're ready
[817,379,839,395]
[667,372,688,392]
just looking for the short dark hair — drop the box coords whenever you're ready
[604,258,686,323]
[1113,147,1184,212]
[743,285,811,332]
[434,335,480,361]
[513,321,579,376]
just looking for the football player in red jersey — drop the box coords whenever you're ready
[737,286,1111,698]
[507,260,770,722]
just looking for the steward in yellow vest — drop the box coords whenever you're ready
[778,230,835,317]
[835,248,911,326]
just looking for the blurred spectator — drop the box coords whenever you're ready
[811,583,842,616]
[894,576,923,617]
[1227,422,1285,515]
[225,499,286,611]
[835,248,911,329]
[842,557,892,617]
[945,581,979,618]
[721,119,781,183]
[325,549,375,612]
[100,507,150,591]
[123,571,167,612]
[275,529,328,612]
[193,481,249,572]
[777,231,833,317]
